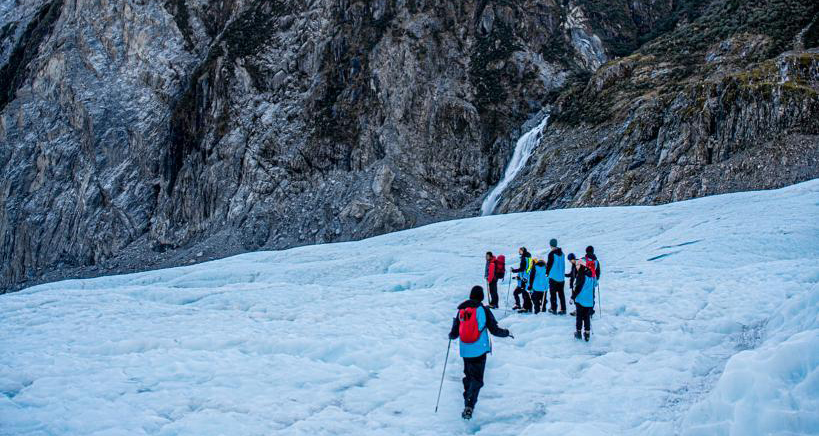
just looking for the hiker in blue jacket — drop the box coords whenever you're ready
[570,252,599,341]
[569,247,602,317]
[527,259,549,314]
[448,286,512,419]
[545,239,567,314]
[511,247,533,312]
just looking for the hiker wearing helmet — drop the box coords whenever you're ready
[527,258,548,314]
[511,247,533,312]
[545,239,567,314]
[484,252,500,309]
[448,286,513,419]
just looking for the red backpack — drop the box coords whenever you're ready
[495,255,506,279]
[458,307,484,343]
[585,257,597,279]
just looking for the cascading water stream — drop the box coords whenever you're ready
[480,114,550,216]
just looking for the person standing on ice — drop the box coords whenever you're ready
[484,252,500,309]
[569,248,602,317]
[511,247,533,312]
[527,259,549,314]
[448,286,512,420]
[570,248,600,341]
[567,253,579,317]
[545,239,567,315]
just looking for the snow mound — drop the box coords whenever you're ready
[1,180,818,435]
[682,289,819,436]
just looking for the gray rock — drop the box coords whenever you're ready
[1,0,815,292]
[371,165,394,197]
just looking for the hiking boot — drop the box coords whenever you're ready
[569,311,576,316]
[461,407,473,420]
[558,310,566,315]
[584,331,590,342]
[548,309,557,315]
[574,331,582,340]
[512,305,521,310]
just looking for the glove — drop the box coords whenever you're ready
[449,332,457,340]
[508,333,515,339]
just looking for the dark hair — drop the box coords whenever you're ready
[586,246,594,255]
[520,247,527,253]
[470,286,484,301]
[486,251,493,257]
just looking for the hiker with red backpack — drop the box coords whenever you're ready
[570,246,601,341]
[484,252,505,309]
[569,247,602,316]
[448,286,513,419]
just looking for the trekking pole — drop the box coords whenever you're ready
[597,283,602,319]
[434,340,452,413]
[504,269,513,316]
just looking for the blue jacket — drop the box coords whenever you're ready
[528,262,548,292]
[512,252,532,287]
[449,300,510,358]
[546,248,565,282]
[571,258,598,308]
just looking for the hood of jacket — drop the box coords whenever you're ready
[458,299,484,309]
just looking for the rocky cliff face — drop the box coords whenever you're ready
[1,0,816,291]
[494,1,819,212]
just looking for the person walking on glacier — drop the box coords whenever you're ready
[484,252,500,309]
[569,247,601,317]
[570,249,600,341]
[545,239,567,314]
[527,258,549,314]
[567,252,579,316]
[511,247,533,312]
[448,286,513,419]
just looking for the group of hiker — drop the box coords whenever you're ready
[444,239,602,419]
[484,240,601,337]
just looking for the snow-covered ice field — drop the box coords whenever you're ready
[2,181,818,435]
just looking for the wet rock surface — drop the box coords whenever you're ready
[1,0,816,291]
[495,1,819,213]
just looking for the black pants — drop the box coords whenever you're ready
[513,286,532,311]
[549,279,566,312]
[575,304,592,332]
[532,291,545,314]
[487,279,499,307]
[462,354,487,409]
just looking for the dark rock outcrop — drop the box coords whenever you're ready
[0,0,816,292]
[495,1,819,212]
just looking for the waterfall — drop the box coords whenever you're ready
[480,113,550,216]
